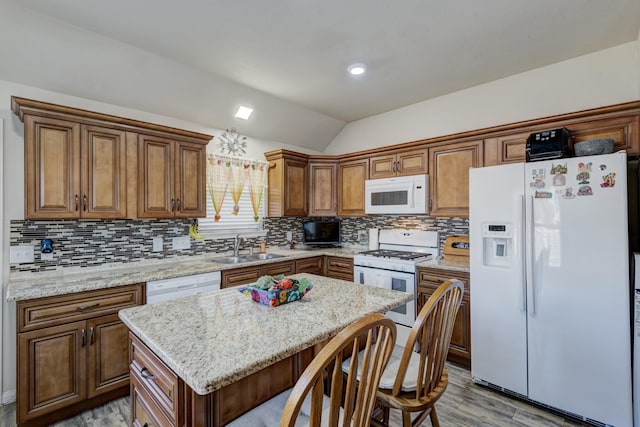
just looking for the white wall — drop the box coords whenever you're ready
[324,42,640,155]
[0,78,323,401]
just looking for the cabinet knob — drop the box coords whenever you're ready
[176,198,181,212]
[83,195,87,212]
[75,195,79,211]
[89,327,94,345]
[81,328,86,347]
[171,198,176,213]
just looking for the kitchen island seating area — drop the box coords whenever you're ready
[343,279,464,427]
[228,313,397,426]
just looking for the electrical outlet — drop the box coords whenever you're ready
[286,231,293,241]
[172,236,190,250]
[152,237,163,252]
[10,246,34,263]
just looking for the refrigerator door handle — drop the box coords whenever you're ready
[528,195,536,316]
[519,195,526,312]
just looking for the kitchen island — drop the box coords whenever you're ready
[118,273,411,426]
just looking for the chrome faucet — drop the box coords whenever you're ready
[233,234,243,257]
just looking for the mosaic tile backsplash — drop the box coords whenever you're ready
[9,215,468,273]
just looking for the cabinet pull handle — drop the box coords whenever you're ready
[176,198,181,212]
[77,303,100,311]
[140,367,155,381]
[171,198,176,213]
[89,327,94,345]
[83,195,87,211]
[75,195,79,211]
[81,328,86,347]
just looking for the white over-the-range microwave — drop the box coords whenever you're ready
[364,174,429,214]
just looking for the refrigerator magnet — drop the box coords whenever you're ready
[577,185,593,196]
[599,164,607,171]
[535,191,552,198]
[552,174,566,186]
[561,187,575,199]
[576,162,592,184]
[600,172,616,188]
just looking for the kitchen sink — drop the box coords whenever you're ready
[216,256,251,264]
[247,253,284,260]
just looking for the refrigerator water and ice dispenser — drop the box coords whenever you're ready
[482,223,513,267]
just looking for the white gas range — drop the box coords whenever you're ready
[353,229,439,328]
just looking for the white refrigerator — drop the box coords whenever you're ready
[469,151,632,426]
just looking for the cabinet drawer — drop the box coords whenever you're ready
[295,257,323,275]
[18,284,144,333]
[131,371,174,427]
[221,266,262,288]
[130,334,180,423]
[262,260,295,277]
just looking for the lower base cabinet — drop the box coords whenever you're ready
[16,284,144,427]
[324,256,354,281]
[417,268,471,368]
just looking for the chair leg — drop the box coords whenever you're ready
[429,407,440,427]
[382,406,390,425]
[402,411,412,427]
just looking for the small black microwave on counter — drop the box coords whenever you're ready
[526,127,573,162]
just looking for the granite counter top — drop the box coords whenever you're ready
[6,246,364,302]
[118,273,411,395]
[416,257,470,273]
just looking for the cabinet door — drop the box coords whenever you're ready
[130,371,174,427]
[24,115,81,219]
[81,125,127,218]
[308,162,337,216]
[337,159,369,216]
[87,314,130,398]
[138,135,175,218]
[175,141,206,218]
[17,321,87,423]
[397,149,428,176]
[284,158,308,216]
[429,140,483,217]
[369,154,397,179]
[324,256,354,281]
[295,257,323,275]
[569,115,640,154]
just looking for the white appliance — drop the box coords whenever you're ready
[146,271,221,304]
[635,253,640,427]
[470,151,632,426]
[353,229,438,328]
[365,174,428,214]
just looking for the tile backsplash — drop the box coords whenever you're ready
[9,215,467,273]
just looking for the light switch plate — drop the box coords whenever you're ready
[152,237,163,252]
[10,246,34,263]
[286,231,293,241]
[172,236,190,250]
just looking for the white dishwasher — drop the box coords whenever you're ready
[146,271,221,304]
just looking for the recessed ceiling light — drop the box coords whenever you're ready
[234,105,254,120]
[347,63,367,76]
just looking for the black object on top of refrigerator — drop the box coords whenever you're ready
[525,127,573,162]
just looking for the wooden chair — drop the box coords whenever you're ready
[375,279,464,427]
[342,279,464,427]
[228,313,396,427]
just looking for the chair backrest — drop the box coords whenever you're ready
[392,279,464,399]
[280,313,397,427]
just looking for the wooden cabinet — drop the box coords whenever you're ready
[14,97,212,220]
[221,260,297,288]
[369,148,427,179]
[23,116,127,219]
[417,268,470,367]
[138,135,206,218]
[16,284,144,427]
[337,158,369,217]
[265,150,309,217]
[295,256,323,275]
[429,140,483,217]
[324,256,353,281]
[308,160,337,216]
[483,131,529,166]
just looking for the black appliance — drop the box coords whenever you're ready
[526,127,573,162]
[302,219,341,246]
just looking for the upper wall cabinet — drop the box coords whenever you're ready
[338,157,369,217]
[137,135,206,218]
[308,159,337,216]
[369,148,428,179]
[23,116,127,219]
[13,96,212,220]
[429,140,483,217]
[266,150,309,217]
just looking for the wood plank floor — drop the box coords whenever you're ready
[0,363,589,426]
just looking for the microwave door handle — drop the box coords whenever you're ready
[409,183,415,208]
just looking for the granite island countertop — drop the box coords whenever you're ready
[118,273,411,395]
[416,257,470,273]
[6,246,364,302]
